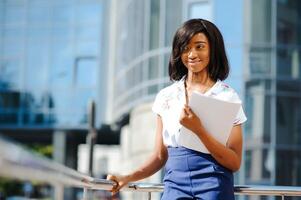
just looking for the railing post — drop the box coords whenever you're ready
[282,195,285,200]
[83,188,88,200]
[148,192,151,200]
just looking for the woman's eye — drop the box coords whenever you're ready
[183,46,190,52]
[197,44,205,49]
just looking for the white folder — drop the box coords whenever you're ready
[178,91,241,154]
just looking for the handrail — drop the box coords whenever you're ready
[1,136,301,199]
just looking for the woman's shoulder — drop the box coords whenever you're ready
[211,80,242,103]
[156,81,181,98]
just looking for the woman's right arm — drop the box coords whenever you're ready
[107,115,167,195]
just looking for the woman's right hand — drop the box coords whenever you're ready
[106,174,130,195]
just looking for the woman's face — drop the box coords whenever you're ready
[180,32,210,73]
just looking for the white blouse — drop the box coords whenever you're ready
[152,78,247,147]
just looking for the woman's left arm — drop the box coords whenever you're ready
[180,105,243,172]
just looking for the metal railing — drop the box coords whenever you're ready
[1,136,301,200]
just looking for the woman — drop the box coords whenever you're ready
[107,18,247,200]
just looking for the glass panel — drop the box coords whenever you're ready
[250,0,272,44]
[149,0,160,50]
[28,4,51,25]
[147,84,158,95]
[164,53,170,77]
[245,79,271,143]
[76,25,100,41]
[188,1,212,20]
[25,39,48,89]
[148,56,159,80]
[4,4,26,24]
[245,149,272,184]
[165,0,182,46]
[276,95,301,146]
[249,47,272,75]
[76,41,98,55]
[0,59,20,89]
[75,58,97,87]
[277,47,301,79]
[49,39,72,88]
[52,27,72,41]
[277,0,301,45]
[0,90,20,109]
[52,3,73,25]
[75,3,101,24]
[276,149,301,186]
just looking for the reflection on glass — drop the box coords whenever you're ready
[148,56,159,80]
[276,95,301,146]
[276,149,301,186]
[75,3,101,24]
[26,39,48,89]
[149,0,160,50]
[245,79,271,143]
[249,47,271,75]
[251,0,271,44]
[245,149,272,184]
[277,0,301,45]
[188,1,212,20]
[4,4,26,24]
[75,58,97,87]
[0,59,20,89]
[277,48,301,79]
[165,0,182,46]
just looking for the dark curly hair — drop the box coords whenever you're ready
[168,18,229,82]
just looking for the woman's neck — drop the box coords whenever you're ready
[185,71,213,88]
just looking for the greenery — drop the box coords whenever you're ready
[0,144,53,198]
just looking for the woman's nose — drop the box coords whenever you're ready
[188,49,197,59]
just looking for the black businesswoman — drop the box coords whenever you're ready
[107,18,247,200]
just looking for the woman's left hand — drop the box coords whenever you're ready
[179,104,203,134]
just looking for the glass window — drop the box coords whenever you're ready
[276,95,301,146]
[28,4,51,25]
[0,59,20,89]
[276,149,301,186]
[75,3,102,25]
[277,48,301,79]
[76,41,99,56]
[75,58,97,88]
[4,4,26,24]
[249,47,272,76]
[245,79,272,143]
[50,40,73,88]
[165,0,182,46]
[3,38,24,57]
[250,0,272,44]
[277,0,301,45]
[52,27,72,41]
[187,1,212,20]
[148,56,159,80]
[76,25,100,41]
[245,149,272,184]
[25,39,48,89]
[52,3,74,25]
[149,0,160,50]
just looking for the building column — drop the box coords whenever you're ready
[52,130,66,200]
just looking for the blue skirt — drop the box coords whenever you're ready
[161,147,234,200]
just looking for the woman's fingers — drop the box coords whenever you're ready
[107,174,119,191]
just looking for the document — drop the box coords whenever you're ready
[178,91,241,154]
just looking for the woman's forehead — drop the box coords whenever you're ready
[188,32,208,43]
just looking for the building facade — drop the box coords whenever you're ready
[0,0,109,128]
[244,0,301,199]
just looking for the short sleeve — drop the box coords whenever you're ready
[231,92,247,125]
[152,90,163,116]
